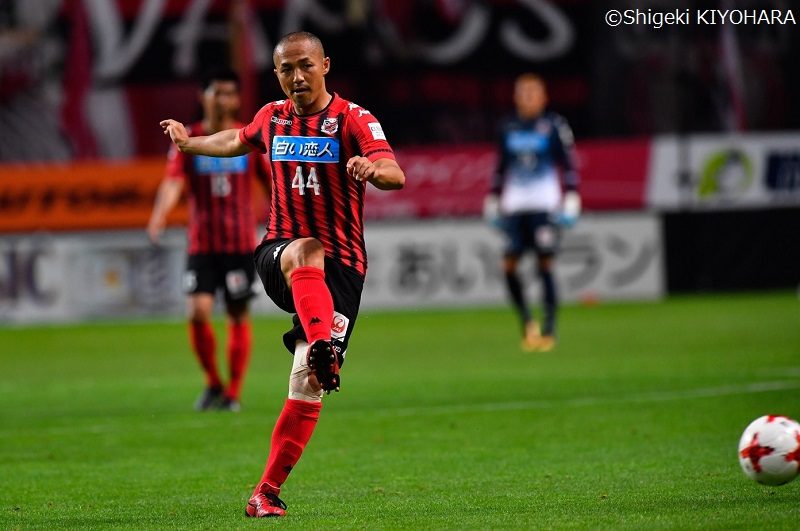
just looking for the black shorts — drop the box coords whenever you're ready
[254,238,364,363]
[502,211,561,258]
[184,253,256,302]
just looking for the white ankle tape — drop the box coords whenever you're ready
[288,340,323,402]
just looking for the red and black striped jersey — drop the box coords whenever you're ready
[165,122,267,255]
[239,94,396,277]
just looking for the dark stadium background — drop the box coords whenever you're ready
[3,1,799,153]
[1,0,799,307]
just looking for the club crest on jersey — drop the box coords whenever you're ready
[320,117,339,135]
[537,121,552,136]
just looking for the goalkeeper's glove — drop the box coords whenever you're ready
[483,195,504,229]
[556,190,581,228]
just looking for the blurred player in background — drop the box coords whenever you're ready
[160,31,405,517]
[484,73,581,352]
[147,68,269,412]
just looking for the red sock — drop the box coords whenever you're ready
[189,321,221,388]
[225,320,252,400]
[258,398,322,490]
[290,266,333,343]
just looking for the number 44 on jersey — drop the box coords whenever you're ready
[292,166,321,196]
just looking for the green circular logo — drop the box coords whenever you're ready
[697,149,754,200]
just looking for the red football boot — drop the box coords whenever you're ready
[245,482,287,518]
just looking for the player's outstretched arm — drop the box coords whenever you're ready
[346,157,405,190]
[160,119,251,157]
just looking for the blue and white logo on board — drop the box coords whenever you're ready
[271,136,340,163]
[194,155,248,174]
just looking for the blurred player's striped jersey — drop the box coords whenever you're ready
[165,122,264,254]
[240,95,395,277]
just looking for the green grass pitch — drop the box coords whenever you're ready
[1,291,799,529]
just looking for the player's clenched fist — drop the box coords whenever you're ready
[160,119,189,149]
[346,156,374,182]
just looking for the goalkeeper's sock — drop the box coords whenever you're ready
[290,266,333,343]
[225,320,252,400]
[540,270,558,336]
[504,271,531,331]
[189,320,222,388]
[258,398,322,489]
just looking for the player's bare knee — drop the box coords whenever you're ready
[281,238,325,282]
[537,256,554,273]
[225,300,249,322]
[293,238,325,265]
[188,293,214,322]
[503,256,519,274]
[188,305,211,323]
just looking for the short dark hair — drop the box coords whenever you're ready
[274,31,325,58]
[516,73,544,86]
[200,67,241,91]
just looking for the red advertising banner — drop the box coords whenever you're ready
[366,139,650,219]
[0,138,649,232]
[577,138,651,210]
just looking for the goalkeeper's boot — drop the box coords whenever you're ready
[520,321,541,352]
[194,385,223,411]
[245,482,287,518]
[537,315,557,352]
[307,339,340,393]
[535,335,557,352]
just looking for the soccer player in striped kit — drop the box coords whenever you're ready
[148,68,269,412]
[160,32,405,516]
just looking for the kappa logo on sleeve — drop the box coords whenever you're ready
[271,115,293,126]
[368,122,386,141]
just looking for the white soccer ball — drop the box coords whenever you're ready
[738,415,800,486]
